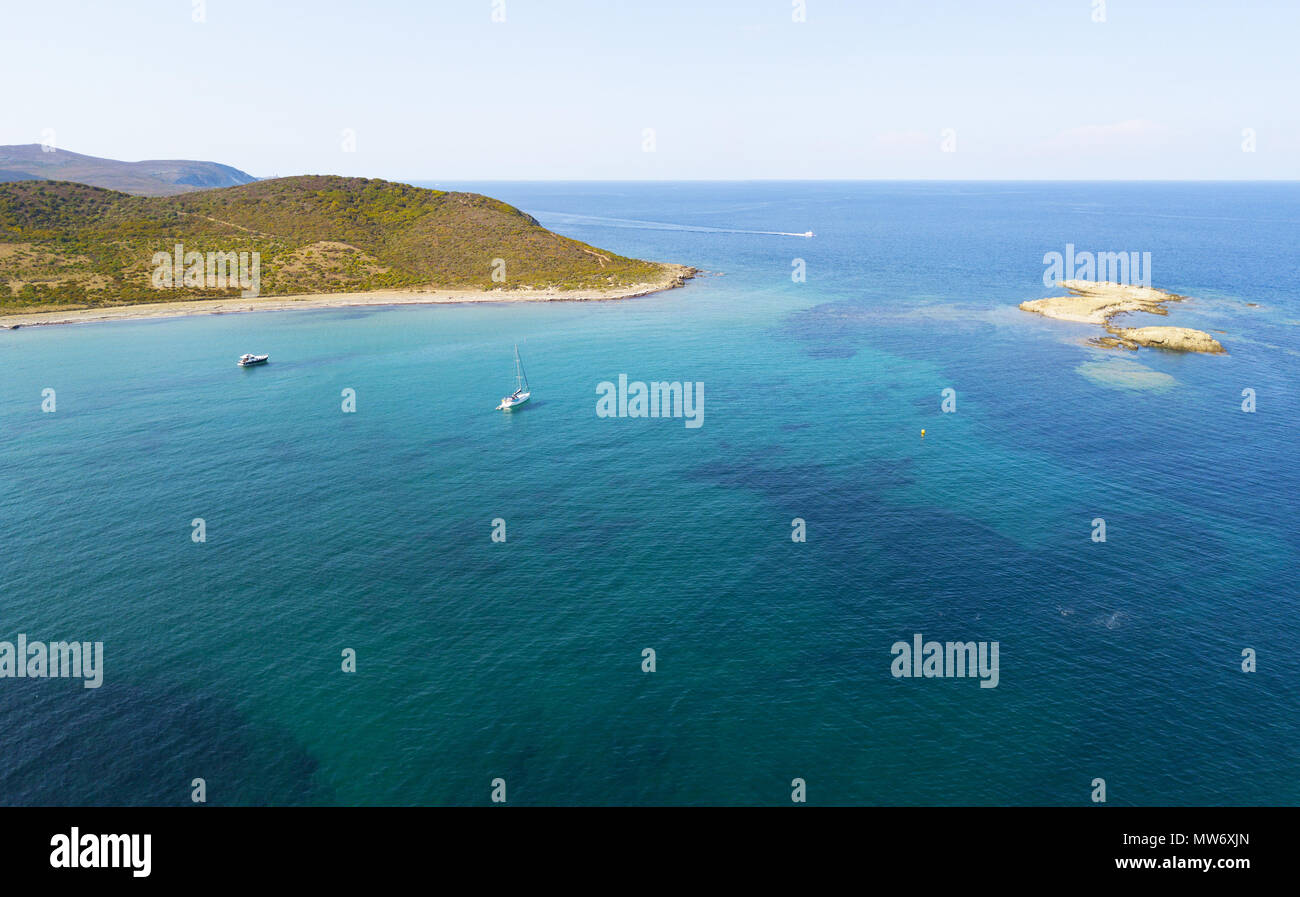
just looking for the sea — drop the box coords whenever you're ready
[2,181,1297,805]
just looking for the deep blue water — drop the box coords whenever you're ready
[2,181,1297,805]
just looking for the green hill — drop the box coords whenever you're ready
[0,176,679,313]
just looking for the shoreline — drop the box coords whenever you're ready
[1,264,697,329]
[1019,280,1226,354]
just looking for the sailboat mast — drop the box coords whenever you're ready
[514,344,528,390]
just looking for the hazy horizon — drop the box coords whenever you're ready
[3,0,1297,181]
[7,147,1298,184]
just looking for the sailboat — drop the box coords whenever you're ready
[496,345,531,410]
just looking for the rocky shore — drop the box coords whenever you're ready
[1019,280,1225,354]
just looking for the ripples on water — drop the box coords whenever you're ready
[2,182,1297,805]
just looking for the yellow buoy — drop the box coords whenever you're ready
[920,429,926,437]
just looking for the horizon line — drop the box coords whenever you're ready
[388,176,1300,184]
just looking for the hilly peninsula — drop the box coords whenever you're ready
[0,175,693,322]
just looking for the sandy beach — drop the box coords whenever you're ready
[1,264,697,329]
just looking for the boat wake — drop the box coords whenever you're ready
[534,211,812,238]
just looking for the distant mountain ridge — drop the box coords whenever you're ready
[0,145,256,196]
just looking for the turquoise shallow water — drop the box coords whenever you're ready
[2,182,1298,805]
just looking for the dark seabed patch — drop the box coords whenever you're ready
[0,679,331,805]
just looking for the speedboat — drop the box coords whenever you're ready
[237,353,269,366]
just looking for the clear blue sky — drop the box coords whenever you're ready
[3,0,1297,179]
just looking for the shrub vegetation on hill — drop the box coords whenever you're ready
[0,175,669,312]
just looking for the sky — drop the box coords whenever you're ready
[2,0,1298,180]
